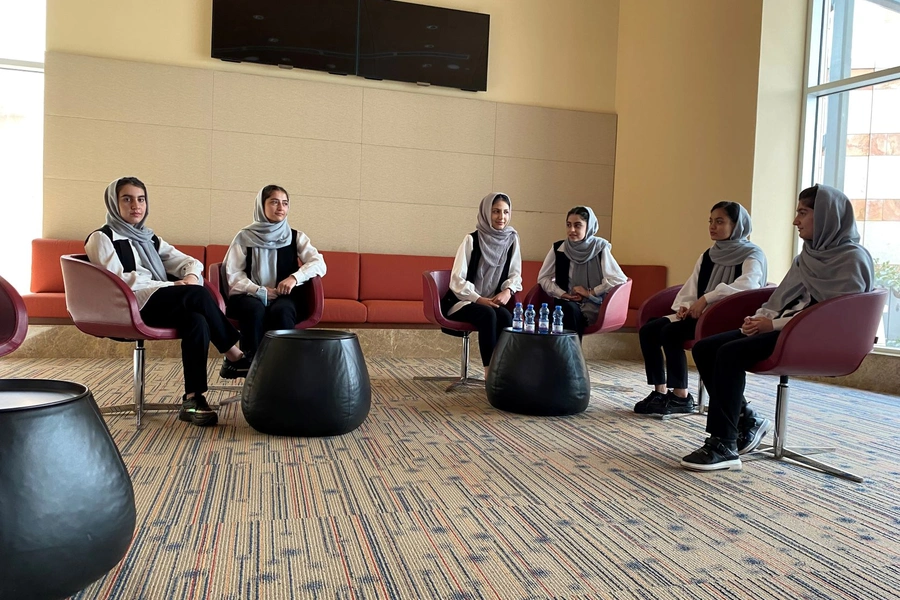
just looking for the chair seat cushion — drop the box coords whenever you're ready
[362,300,429,324]
[321,299,367,323]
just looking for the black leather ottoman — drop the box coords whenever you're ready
[0,379,136,600]
[241,330,371,436]
[486,329,591,416]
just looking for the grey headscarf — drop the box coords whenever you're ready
[473,192,518,296]
[762,185,874,315]
[232,186,293,288]
[103,178,167,282]
[563,206,609,291]
[704,203,768,293]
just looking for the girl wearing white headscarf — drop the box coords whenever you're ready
[682,185,874,472]
[85,177,244,427]
[443,193,522,376]
[636,201,767,417]
[224,185,326,362]
[537,206,627,339]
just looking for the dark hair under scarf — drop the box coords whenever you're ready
[762,185,873,314]
[103,177,167,281]
[705,202,768,293]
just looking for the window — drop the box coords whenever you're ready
[801,0,900,350]
[0,0,45,293]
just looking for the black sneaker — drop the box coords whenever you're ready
[634,391,666,414]
[654,392,695,415]
[681,437,741,471]
[219,355,251,379]
[179,393,218,427]
[738,417,772,454]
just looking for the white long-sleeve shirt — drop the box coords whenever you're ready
[671,255,766,313]
[224,231,326,298]
[537,244,627,301]
[447,233,523,315]
[85,230,204,310]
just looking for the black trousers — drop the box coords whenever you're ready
[226,288,310,358]
[140,285,240,395]
[552,300,590,339]
[691,329,780,442]
[451,303,513,366]
[638,316,697,389]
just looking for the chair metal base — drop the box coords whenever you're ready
[414,331,484,392]
[743,376,863,483]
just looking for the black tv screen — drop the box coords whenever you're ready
[211,0,490,91]
[211,0,359,75]
[358,0,490,91]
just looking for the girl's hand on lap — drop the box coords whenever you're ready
[276,276,297,295]
[688,296,708,319]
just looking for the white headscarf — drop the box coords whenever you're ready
[103,178,167,281]
[762,185,874,314]
[231,186,293,288]
[705,202,768,292]
[473,192,517,296]
[563,206,609,290]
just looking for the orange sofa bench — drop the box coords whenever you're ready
[25,239,668,330]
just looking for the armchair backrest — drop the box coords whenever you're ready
[695,287,777,340]
[751,289,887,377]
[60,254,177,340]
[637,285,683,329]
[0,275,28,357]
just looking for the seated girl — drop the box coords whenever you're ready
[636,201,767,416]
[443,193,522,377]
[537,206,627,339]
[86,177,245,427]
[682,185,874,471]
[223,185,326,366]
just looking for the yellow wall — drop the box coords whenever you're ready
[612,0,766,284]
[46,0,619,113]
[750,0,808,282]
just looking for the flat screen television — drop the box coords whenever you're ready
[358,0,490,92]
[211,0,359,75]
[211,0,490,91]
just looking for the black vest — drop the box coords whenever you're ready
[88,225,166,276]
[552,240,573,291]
[696,249,743,295]
[244,230,300,284]
[442,231,515,309]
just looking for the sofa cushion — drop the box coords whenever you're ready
[362,300,429,324]
[359,254,454,301]
[22,293,69,319]
[31,239,85,293]
[620,265,668,311]
[319,251,360,300]
[321,298,367,323]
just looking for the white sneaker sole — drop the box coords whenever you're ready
[680,458,742,471]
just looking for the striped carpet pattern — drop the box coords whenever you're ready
[0,356,898,599]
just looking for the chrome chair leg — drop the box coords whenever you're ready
[745,376,860,482]
[99,340,180,428]
[415,332,484,391]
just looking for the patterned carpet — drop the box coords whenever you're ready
[0,356,898,600]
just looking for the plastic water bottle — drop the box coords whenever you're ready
[538,303,550,334]
[552,305,564,334]
[524,304,536,333]
[512,302,524,331]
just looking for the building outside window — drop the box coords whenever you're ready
[0,1,45,292]
[803,0,900,349]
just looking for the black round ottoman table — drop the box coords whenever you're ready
[0,379,136,600]
[241,330,371,436]
[486,329,591,416]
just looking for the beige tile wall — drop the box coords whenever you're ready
[43,52,617,261]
